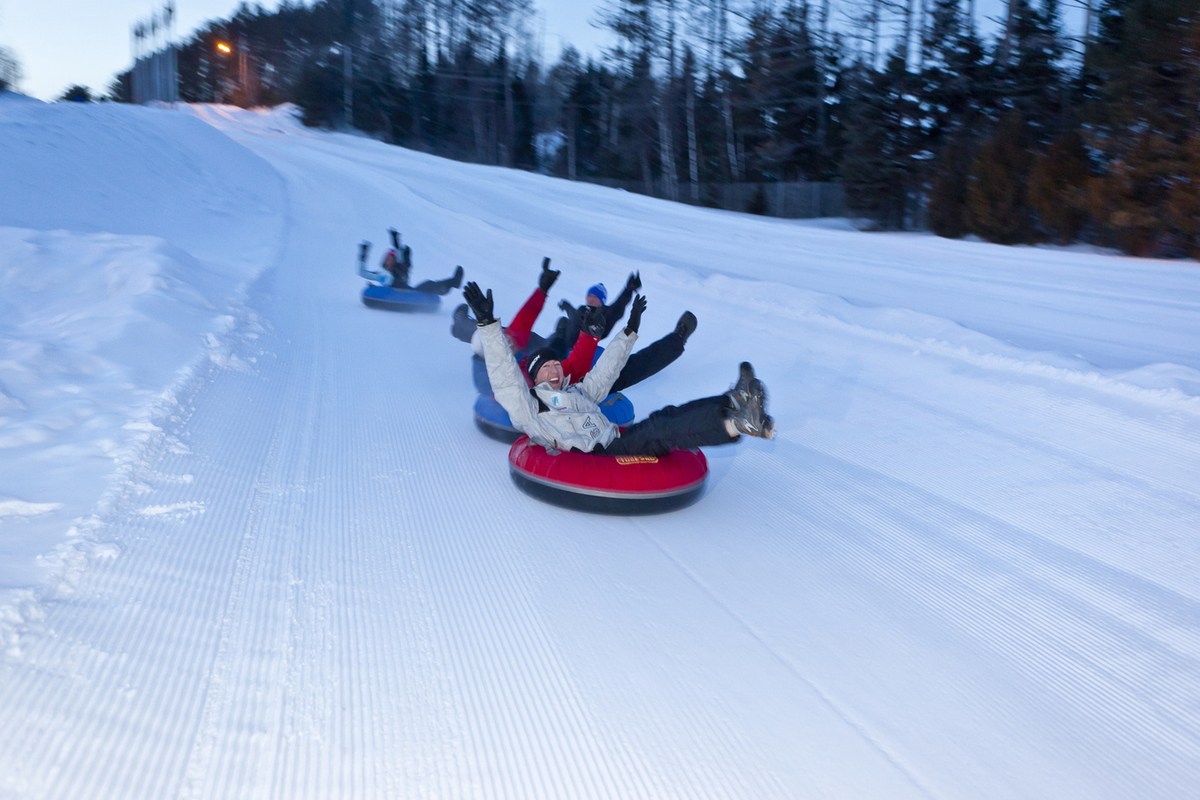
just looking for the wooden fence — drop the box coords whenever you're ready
[584,178,845,219]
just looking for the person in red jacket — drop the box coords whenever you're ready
[458,258,602,393]
[453,258,697,393]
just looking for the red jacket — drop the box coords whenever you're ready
[508,288,600,386]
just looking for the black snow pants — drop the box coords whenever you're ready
[610,330,685,393]
[597,395,737,457]
[545,330,685,393]
[412,274,459,296]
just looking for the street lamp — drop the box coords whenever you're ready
[215,37,251,106]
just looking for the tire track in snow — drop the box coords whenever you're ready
[637,523,944,800]
[0,319,294,799]
[710,440,1200,799]
[244,137,809,798]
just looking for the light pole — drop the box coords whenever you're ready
[215,38,251,106]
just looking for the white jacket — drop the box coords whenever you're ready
[480,320,637,452]
[358,261,395,286]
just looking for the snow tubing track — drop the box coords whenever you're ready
[475,392,636,444]
[508,436,708,514]
[361,284,441,312]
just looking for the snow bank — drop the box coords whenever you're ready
[0,98,284,616]
[0,97,284,277]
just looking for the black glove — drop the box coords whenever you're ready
[358,242,370,263]
[581,304,606,338]
[625,271,642,294]
[624,294,646,336]
[557,298,582,326]
[538,257,560,294]
[389,228,401,249]
[463,281,496,326]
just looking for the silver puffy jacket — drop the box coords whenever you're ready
[480,320,637,452]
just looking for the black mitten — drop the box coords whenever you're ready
[624,294,646,336]
[538,257,560,293]
[463,282,496,326]
[557,298,582,326]
[581,305,606,338]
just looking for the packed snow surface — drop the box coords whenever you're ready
[1,99,1199,799]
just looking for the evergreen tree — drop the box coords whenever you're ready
[841,54,919,229]
[1026,129,1091,243]
[927,138,974,238]
[0,46,21,93]
[967,111,1034,244]
[1083,0,1200,255]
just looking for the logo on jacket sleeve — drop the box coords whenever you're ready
[583,415,599,439]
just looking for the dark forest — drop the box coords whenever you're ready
[112,1,1200,259]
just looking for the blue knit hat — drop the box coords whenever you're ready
[586,283,607,304]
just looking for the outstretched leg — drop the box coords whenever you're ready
[611,311,695,392]
[612,331,685,392]
[601,361,774,456]
[414,265,465,296]
[600,396,736,456]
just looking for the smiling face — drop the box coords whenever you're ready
[535,359,564,390]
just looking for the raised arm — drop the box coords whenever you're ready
[506,288,548,352]
[601,271,641,338]
[356,241,393,285]
[480,320,542,430]
[465,282,541,430]
[577,329,636,401]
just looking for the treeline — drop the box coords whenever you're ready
[122,0,1200,259]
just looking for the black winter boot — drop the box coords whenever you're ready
[727,362,755,410]
[451,303,477,343]
[727,377,775,439]
[675,311,697,345]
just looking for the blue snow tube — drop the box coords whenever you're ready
[474,392,636,443]
[471,355,491,395]
[362,284,441,312]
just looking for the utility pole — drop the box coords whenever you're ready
[998,0,1016,65]
[343,0,354,128]
[1083,0,1096,52]
[239,34,249,105]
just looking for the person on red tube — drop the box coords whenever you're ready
[456,258,601,390]
[455,258,697,394]
[464,281,774,457]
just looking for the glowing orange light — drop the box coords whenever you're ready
[217,42,231,53]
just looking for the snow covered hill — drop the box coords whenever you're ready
[1,99,1198,799]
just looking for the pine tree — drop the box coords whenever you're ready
[927,138,974,238]
[841,55,918,230]
[1026,129,1091,243]
[967,111,1033,244]
[1082,0,1200,255]
[0,46,21,93]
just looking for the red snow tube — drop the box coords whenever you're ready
[508,436,708,515]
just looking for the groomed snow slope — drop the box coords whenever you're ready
[1,102,1199,799]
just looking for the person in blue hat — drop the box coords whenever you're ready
[551,271,697,392]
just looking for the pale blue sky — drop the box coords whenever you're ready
[3,1,1084,102]
[1,0,611,100]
